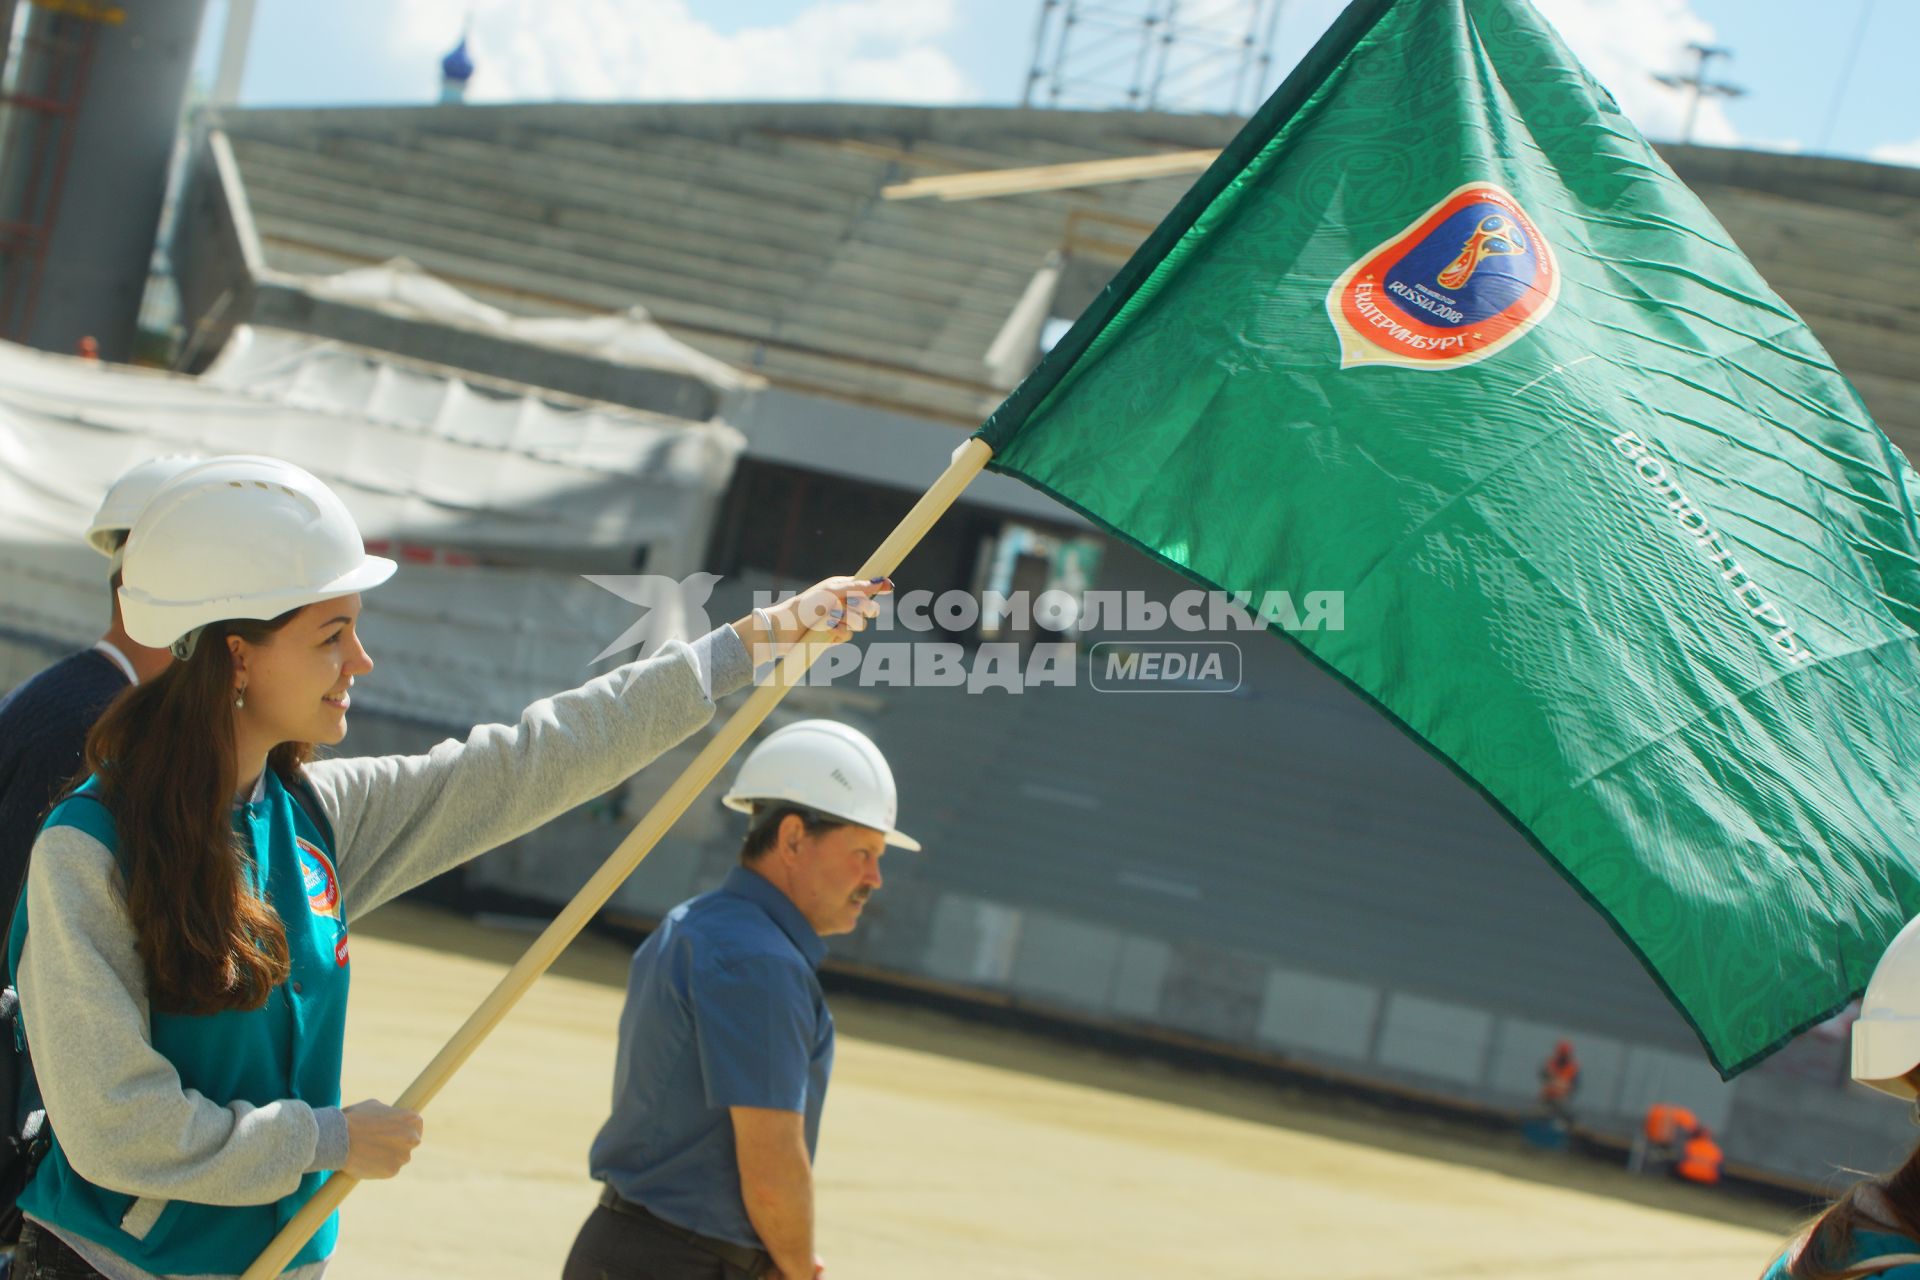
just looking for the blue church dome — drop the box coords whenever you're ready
[441,37,474,83]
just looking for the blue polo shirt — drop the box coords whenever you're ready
[590,865,834,1249]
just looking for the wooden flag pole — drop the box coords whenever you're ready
[881,150,1220,202]
[239,439,994,1280]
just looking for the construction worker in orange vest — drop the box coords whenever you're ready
[1639,1101,1699,1171]
[1629,1102,1697,1174]
[1538,1039,1581,1126]
[1675,1124,1724,1186]
[1644,1103,1698,1145]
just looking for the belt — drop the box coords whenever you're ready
[597,1184,771,1276]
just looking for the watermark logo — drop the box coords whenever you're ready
[1089,642,1242,693]
[582,573,721,663]
[586,575,1342,695]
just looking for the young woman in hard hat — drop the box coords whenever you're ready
[5,456,887,1280]
[1763,915,1920,1278]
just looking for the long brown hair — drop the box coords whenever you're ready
[1782,1140,1920,1278]
[80,612,311,1015]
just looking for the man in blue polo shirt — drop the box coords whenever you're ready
[566,720,920,1280]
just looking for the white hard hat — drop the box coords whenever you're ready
[119,456,396,654]
[723,719,920,851]
[86,454,205,562]
[1853,913,1920,1098]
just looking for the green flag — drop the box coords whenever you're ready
[976,0,1920,1077]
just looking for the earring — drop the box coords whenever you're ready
[234,687,246,709]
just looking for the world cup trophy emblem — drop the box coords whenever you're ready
[1436,215,1528,291]
[1326,182,1559,370]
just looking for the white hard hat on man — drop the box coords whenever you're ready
[723,719,920,851]
[86,454,204,571]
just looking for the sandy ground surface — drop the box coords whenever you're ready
[326,903,1801,1280]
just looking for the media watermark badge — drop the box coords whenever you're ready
[1327,182,1559,370]
[1089,642,1242,693]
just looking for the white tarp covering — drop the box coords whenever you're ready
[203,326,743,507]
[298,258,764,395]
[301,257,513,329]
[0,338,745,724]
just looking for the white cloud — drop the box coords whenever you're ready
[1869,137,1920,168]
[389,0,973,105]
[1253,0,1747,146]
[1530,0,1740,145]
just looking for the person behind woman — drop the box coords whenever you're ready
[7,455,885,1280]
[1764,914,1920,1279]
[0,454,200,962]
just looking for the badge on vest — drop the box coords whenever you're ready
[297,837,342,922]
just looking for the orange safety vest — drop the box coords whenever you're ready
[1644,1104,1699,1144]
[1675,1133,1723,1184]
[1540,1049,1580,1102]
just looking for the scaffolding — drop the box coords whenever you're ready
[0,0,119,343]
[1022,0,1285,117]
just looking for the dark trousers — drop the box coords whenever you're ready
[562,1202,770,1280]
[12,1223,107,1280]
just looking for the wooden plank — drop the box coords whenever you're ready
[883,150,1221,202]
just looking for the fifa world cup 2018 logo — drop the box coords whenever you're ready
[1329,182,1559,369]
[1435,214,1527,290]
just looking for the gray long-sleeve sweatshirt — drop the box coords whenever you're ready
[18,629,751,1280]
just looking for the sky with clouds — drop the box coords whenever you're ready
[210,0,1918,167]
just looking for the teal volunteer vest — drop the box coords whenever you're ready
[8,770,351,1273]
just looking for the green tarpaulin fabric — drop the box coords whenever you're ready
[975,0,1920,1077]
